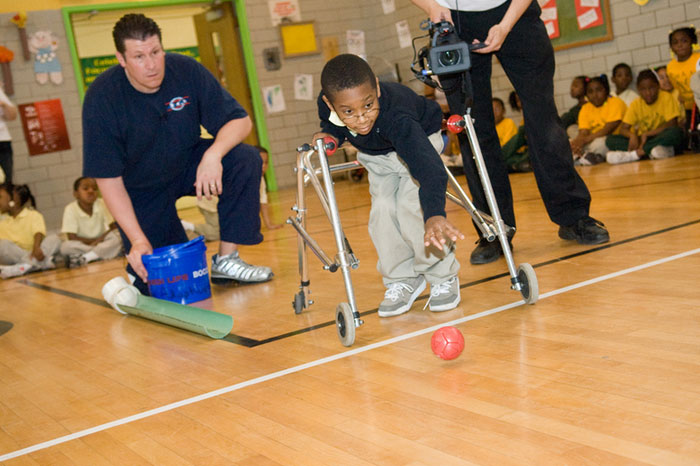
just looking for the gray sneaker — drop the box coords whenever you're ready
[211,252,273,284]
[428,276,460,312]
[378,276,426,317]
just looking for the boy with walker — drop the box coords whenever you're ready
[313,54,464,317]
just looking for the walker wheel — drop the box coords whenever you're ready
[335,302,355,347]
[293,291,305,314]
[517,263,538,304]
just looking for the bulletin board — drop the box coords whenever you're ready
[543,0,613,51]
[279,21,319,57]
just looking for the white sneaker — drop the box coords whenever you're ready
[606,150,640,165]
[427,276,461,312]
[0,263,33,279]
[378,276,426,317]
[211,252,273,283]
[649,145,674,160]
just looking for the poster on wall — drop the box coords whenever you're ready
[294,74,313,101]
[575,0,603,30]
[396,20,412,48]
[381,0,396,14]
[263,85,286,113]
[540,0,560,39]
[346,30,366,59]
[19,99,71,156]
[268,0,301,26]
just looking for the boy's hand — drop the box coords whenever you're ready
[311,132,337,147]
[424,215,464,249]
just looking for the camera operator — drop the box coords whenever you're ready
[411,0,609,265]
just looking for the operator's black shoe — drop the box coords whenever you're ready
[470,236,513,265]
[558,216,610,245]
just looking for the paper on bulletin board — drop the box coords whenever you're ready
[322,36,339,61]
[294,73,313,101]
[268,0,301,26]
[540,0,560,39]
[381,0,396,14]
[263,85,286,113]
[575,0,602,30]
[347,30,366,59]
[396,20,412,49]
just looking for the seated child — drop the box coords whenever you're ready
[181,145,283,241]
[0,183,60,278]
[656,65,687,127]
[605,70,683,164]
[314,54,463,317]
[571,74,627,165]
[611,63,639,106]
[667,27,700,131]
[493,97,530,172]
[60,177,122,267]
[560,75,588,137]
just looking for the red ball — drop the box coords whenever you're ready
[431,326,465,360]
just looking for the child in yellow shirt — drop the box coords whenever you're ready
[493,96,530,172]
[0,184,61,278]
[605,70,683,164]
[60,177,122,267]
[667,27,700,131]
[571,75,627,165]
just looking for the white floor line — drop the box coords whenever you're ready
[2,247,699,462]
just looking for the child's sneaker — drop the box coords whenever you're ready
[606,150,640,164]
[378,276,426,317]
[67,254,86,269]
[649,145,674,159]
[427,276,460,312]
[0,263,33,279]
[211,251,273,284]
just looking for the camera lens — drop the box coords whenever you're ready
[439,50,460,67]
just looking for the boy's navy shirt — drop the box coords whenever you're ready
[318,81,448,221]
[82,53,247,190]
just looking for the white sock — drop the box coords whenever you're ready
[181,220,195,231]
[82,251,99,263]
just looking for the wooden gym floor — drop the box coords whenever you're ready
[1,154,700,465]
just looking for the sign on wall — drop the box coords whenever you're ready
[19,99,71,156]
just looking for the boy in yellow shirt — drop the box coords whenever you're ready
[571,75,627,165]
[606,70,683,164]
[667,26,700,138]
[60,177,122,267]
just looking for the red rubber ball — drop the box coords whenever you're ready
[431,326,465,360]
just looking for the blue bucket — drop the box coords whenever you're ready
[142,236,211,304]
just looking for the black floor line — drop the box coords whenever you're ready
[18,218,700,347]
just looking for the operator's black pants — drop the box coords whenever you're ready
[119,140,263,294]
[442,0,591,234]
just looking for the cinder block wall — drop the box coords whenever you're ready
[1,0,698,230]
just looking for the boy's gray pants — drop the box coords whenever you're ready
[356,131,459,287]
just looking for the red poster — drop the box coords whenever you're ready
[540,0,560,39]
[575,0,603,30]
[19,99,71,156]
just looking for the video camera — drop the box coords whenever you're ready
[412,20,474,88]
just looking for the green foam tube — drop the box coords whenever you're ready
[102,277,233,339]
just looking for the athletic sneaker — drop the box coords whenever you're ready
[378,276,426,317]
[428,276,461,312]
[649,145,674,160]
[67,254,86,269]
[606,150,640,164]
[0,263,33,279]
[211,252,273,283]
[575,152,605,166]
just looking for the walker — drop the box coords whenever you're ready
[287,76,538,349]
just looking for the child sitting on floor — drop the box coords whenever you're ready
[0,183,60,278]
[313,54,464,317]
[60,177,122,267]
[571,74,627,165]
[605,70,683,164]
[611,63,639,107]
[493,96,530,172]
[667,27,700,133]
[560,75,588,138]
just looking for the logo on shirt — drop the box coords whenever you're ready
[165,96,190,112]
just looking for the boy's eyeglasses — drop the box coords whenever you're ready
[339,103,379,122]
